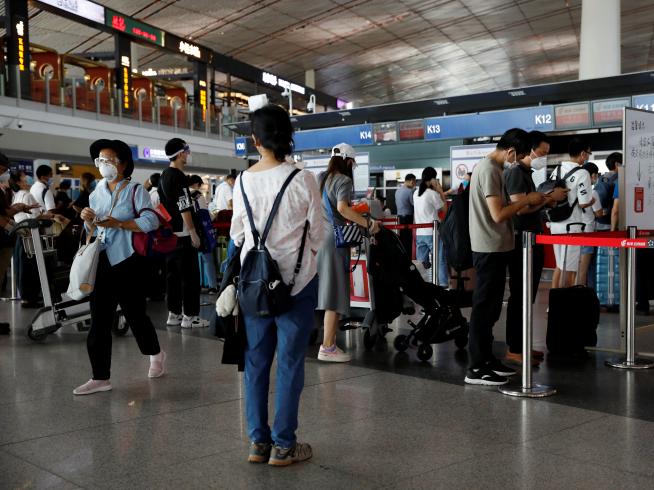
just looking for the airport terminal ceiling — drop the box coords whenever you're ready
[15,0,654,107]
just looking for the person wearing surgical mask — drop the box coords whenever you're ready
[503,131,567,366]
[30,164,56,214]
[73,139,165,396]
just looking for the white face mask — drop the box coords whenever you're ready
[503,149,516,169]
[99,163,118,182]
[0,173,9,183]
[531,155,547,170]
[185,153,193,165]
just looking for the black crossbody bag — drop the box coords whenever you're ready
[237,169,309,317]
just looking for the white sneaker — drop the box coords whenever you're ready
[167,312,183,326]
[181,315,209,328]
[148,350,166,378]
[73,379,112,395]
[317,344,352,363]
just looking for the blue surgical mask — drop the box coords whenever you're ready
[47,178,53,187]
[25,175,34,186]
[462,180,469,189]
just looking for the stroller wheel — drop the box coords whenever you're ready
[417,343,433,362]
[363,329,377,350]
[393,334,409,352]
[27,325,48,341]
[455,335,468,350]
[112,313,130,337]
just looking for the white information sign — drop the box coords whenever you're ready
[623,108,654,230]
[449,144,495,190]
[38,0,105,24]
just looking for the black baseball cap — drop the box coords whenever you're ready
[90,139,134,177]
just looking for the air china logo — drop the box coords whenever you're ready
[621,239,627,247]
[112,15,126,32]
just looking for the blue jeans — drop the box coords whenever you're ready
[243,276,318,448]
[200,251,217,289]
[221,239,237,274]
[415,235,449,287]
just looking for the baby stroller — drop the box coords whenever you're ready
[363,227,468,361]
[14,218,128,341]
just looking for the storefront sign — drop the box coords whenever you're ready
[235,137,248,157]
[593,98,630,126]
[261,72,306,95]
[16,21,25,72]
[139,146,168,162]
[425,106,555,140]
[38,0,105,24]
[179,40,202,59]
[106,8,165,47]
[555,102,591,130]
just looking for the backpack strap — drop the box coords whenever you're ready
[239,168,301,248]
[561,165,583,182]
[290,221,309,286]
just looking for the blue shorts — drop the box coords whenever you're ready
[581,245,594,256]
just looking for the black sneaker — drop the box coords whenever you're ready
[464,366,509,386]
[487,359,517,377]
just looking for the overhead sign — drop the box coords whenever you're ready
[424,106,555,140]
[623,107,654,230]
[179,40,202,59]
[139,146,168,162]
[293,124,373,151]
[373,122,397,143]
[261,72,306,95]
[235,137,248,157]
[632,94,654,112]
[398,120,424,141]
[38,0,105,23]
[593,98,630,126]
[16,21,26,72]
[555,102,591,130]
[106,8,165,47]
[450,144,496,191]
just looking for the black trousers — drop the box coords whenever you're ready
[506,236,545,353]
[469,251,510,367]
[398,215,414,258]
[166,236,200,316]
[146,256,166,300]
[88,252,160,380]
[14,241,40,303]
[636,249,654,306]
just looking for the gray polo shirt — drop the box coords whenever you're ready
[395,186,414,216]
[469,156,514,253]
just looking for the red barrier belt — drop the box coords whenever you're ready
[536,233,654,248]
[383,223,434,230]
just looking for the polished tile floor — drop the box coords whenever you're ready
[1,287,654,489]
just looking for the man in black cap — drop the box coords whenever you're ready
[159,138,208,329]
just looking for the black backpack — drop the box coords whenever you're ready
[237,169,308,317]
[594,173,617,225]
[537,165,582,223]
[439,187,472,272]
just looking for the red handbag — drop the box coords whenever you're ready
[131,186,178,257]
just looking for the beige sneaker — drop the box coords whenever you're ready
[317,344,352,362]
[148,350,166,378]
[268,442,313,466]
[73,379,112,395]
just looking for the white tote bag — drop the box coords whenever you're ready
[66,236,103,300]
[67,181,127,300]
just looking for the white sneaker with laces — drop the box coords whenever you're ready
[181,315,209,328]
[73,379,112,395]
[167,312,183,326]
[317,344,352,363]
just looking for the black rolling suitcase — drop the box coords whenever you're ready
[546,224,600,356]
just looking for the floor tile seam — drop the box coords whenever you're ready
[0,395,247,449]
[0,447,87,488]
[515,412,612,444]
[533,445,654,479]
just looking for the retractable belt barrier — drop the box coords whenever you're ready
[382,223,434,231]
[501,227,654,399]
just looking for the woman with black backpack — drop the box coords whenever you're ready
[230,104,324,466]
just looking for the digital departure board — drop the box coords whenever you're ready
[105,8,165,47]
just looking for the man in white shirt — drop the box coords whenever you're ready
[549,138,594,288]
[577,162,605,286]
[148,172,161,208]
[211,173,236,213]
[30,165,55,213]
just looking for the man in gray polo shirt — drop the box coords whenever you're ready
[395,174,417,254]
[465,128,546,386]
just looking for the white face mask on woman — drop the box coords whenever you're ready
[99,163,118,182]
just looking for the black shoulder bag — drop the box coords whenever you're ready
[237,169,309,317]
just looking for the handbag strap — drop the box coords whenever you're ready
[290,221,309,286]
[239,168,300,248]
[322,186,337,225]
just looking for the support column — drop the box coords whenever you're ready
[114,34,132,114]
[579,0,621,79]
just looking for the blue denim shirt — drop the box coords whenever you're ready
[89,179,159,266]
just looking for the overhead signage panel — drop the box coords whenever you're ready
[398,120,424,141]
[165,33,210,63]
[424,106,555,140]
[106,8,165,47]
[593,98,630,127]
[373,122,397,144]
[138,146,169,163]
[632,94,654,112]
[38,0,105,24]
[293,124,373,151]
[555,102,591,130]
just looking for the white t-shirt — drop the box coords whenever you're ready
[30,181,55,213]
[549,162,593,235]
[149,187,160,208]
[581,189,603,232]
[12,190,40,223]
[212,182,233,212]
[413,188,444,236]
[231,163,325,296]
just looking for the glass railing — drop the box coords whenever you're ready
[2,66,234,141]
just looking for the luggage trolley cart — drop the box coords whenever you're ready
[15,219,129,341]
